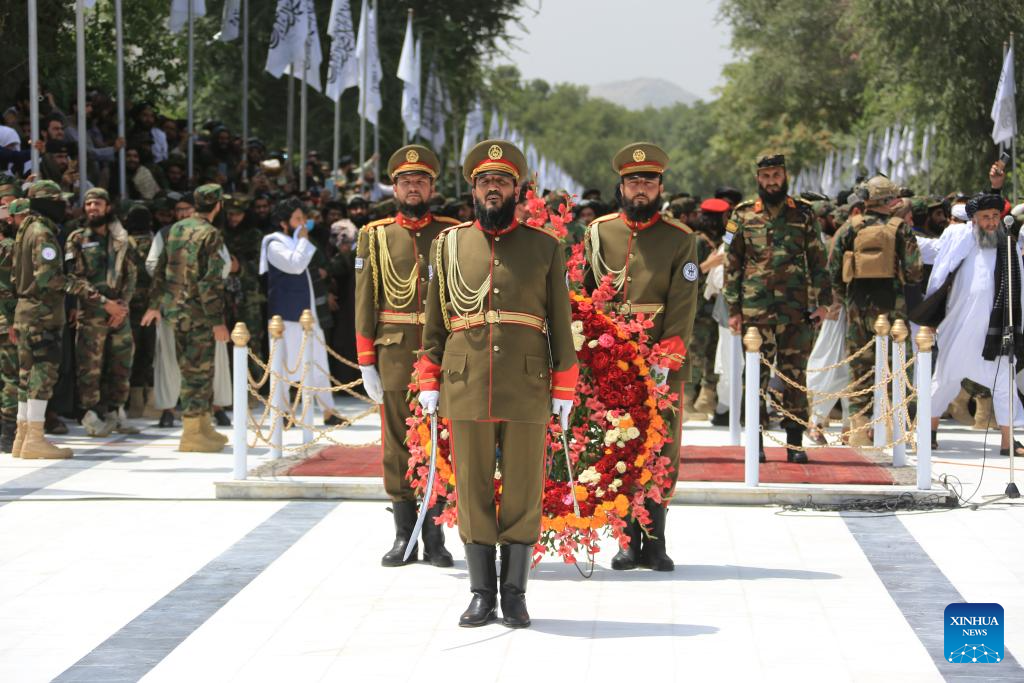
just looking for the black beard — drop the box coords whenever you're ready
[475,196,516,233]
[757,179,789,206]
[620,194,660,224]
[87,214,109,228]
[350,214,369,228]
[398,201,429,220]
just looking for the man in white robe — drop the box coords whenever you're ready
[929,195,1024,454]
[258,198,338,425]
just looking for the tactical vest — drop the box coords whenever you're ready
[842,215,902,283]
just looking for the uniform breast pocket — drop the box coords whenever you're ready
[524,354,549,386]
[443,351,467,385]
[374,330,404,347]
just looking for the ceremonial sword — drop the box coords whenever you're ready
[404,410,438,562]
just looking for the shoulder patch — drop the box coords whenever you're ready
[661,216,693,234]
[522,222,560,241]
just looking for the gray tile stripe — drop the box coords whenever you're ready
[52,501,337,683]
[843,513,1022,681]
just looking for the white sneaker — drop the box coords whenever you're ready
[82,410,112,437]
[109,408,140,435]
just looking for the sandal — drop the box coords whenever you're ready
[998,439,1024,457]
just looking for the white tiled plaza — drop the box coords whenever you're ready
[1,400,1022,682]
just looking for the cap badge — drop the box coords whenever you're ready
[488,144,503,160]
[405,149,419,163]
[632,148,646,162]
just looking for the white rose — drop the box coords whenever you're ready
[615,461,627,474]
[626,427,641,440]
[612,478,622,489]
[588,339,599,348]
[595,488,605,497]
[571,320,584,333]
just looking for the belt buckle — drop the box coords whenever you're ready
[485,310,500,324]
[618,302,631,315]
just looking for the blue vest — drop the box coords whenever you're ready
[266,263,311,322]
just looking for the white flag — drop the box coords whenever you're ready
[325,0,358,102]
[396,14,421,136]
[215,0,240,42]
[992,45,1017,145]
[266,0,305,80]
[461,98,484,156]
[355,0,383,125]
[920,124,934,173]
[864,132,875,177]
[281,0,322,92]
[903,125,917,179]
[488,108,500,139]
[170,0,206,35]
[420,61,449,152]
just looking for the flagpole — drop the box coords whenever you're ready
[299,24,309,193]
[187,0,195,181]
[371,0,380,181]
[332,99,341,196]
[27,0,40,173]
[75,0,87,205]
[242,0,249,147]
[403,8,413,145]
[1013,33,1018,205]
[114,0,126,197]
[358,1,368,175]
[286,75,295,178]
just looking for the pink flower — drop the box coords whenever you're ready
[598,333,615,348]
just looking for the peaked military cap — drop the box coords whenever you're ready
[84,187,110,203]
[612,142,669,176]
[462,139,527,184]
[194,183,223,211]
[28,179,63,199]
[388,144,440,179]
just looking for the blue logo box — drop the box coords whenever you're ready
[944,603,1004,663]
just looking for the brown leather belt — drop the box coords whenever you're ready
[450,310,547,334]
[613,302,664,316]
[378,310,425,325]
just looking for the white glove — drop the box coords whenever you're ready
[359,365,384,404]
[419,390,440,414]
[650,364,669,387]
[552,398,573,431]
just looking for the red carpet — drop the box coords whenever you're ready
[287,444,894,485]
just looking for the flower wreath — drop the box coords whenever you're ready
[404,191,679,565]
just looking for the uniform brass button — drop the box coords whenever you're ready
[495,236,501,242]
[385,337,391,343]
[493,345,500,352]
[629,253,635,259]
[626,276,632,282]
[493,259,500,266]
[416,232,421,237]
[632,232,637,237]
[493,287,500,294]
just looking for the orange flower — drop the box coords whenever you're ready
[634,454,647,467]
[639,469,652,485]
[617,360,630,371]
[568,515,590,529]
[613,494,630,517]
[545,516,567,532]
[592,508,608,527]
[574,485,588,502]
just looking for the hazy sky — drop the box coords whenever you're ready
[499,0,734,101]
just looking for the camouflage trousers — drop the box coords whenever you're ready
[845,305,899,414]
[77,317,134,411]
[0,332,17,420]
[173,316,214,417]
[15,324,62,402]
[754,322,814,429]
[229,299,266,382]
[689,311,719,391]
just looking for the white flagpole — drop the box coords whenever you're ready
[371,0,379,181]
[358,1,368,175]
[28,0,40,173]
[187,0,195,180]
[1013,33,1018,205]
[242,0,249,147]
[333,100,341,193]
[299,16,309,193]
[115,0,126,197]
[75,0,87,205]
[286,75,295,175]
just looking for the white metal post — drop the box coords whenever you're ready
[729,332,742,446]
[114,0,126,197]
[873,315,891,448]
[743,327,762,487]
[269,316,285,460]
[891,321,908,467]
[75,0,87,205]
[231,323,250,480]
[915,328,934,490]
[28,0,40,173]
[300,310,315,445]
[186,0,194,179]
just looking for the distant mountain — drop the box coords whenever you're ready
[588,78,700,110]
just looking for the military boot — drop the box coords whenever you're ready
[610,518,643,570]
[973,397,997,430]
[199,413,229,445]
[786,427,808,463]
[683,394,707,422]
[848,414,873,447]
[82,409,113,438]
[693,385,718,415]
[178,416,224,453]
[639,501,674,572]
[20,422,72,459]
[421,502,454,567]
[381,500,418,566]
[12,420,27,458]
[499,543,533,628]
[460,544,498,627]
[947,387,974,426]
[127,387,146,419]
[0,417,15,454]
[110,407,140,435]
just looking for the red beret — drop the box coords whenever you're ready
[700,198,731,213]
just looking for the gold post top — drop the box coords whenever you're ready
[873,314,891,336]
[891,319,908,342]
[299,309,315,331]
[915,326,935,352]
[743,326,763,353]
[269,315,285,339]
[230,321,251,347]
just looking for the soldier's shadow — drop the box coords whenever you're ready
[445,561,840,583]
[443,619,717,649]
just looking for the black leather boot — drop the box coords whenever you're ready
[610,518,642,570]
[381,501,418,567]
[759,432,767,463]
[0,417,15,453]
[460,543,498,627]
[421,502,454,567]
[786,427,808,463]
[499,543,532,628]
[639,501,675,572]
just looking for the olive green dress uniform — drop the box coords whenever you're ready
[0,199,24,450]
[724,154,832,434]
[418,141,579,548]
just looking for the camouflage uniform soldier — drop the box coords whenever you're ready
[12,180,72,459]
[124,203,156,418]
[583,143,699,573]
[143,184,230,453]
[354,145,458,568]
[689,198,731,418]
[725,152,832,463]
[66,187,139,437]
[0,197,29,453]
[221,194,266,380]
[829,176,923,446]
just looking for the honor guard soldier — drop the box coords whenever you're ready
[724,152,832,463]
[355,145,458,568]
[416,139,579,628]
[583,142,699,573]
